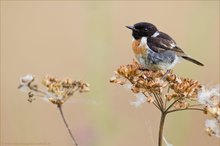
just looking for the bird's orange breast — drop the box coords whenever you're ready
[132,39,147,55]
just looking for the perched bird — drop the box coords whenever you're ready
[126,22,204,72]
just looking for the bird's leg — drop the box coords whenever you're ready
[139,67,149,71]
[161,70,171,80]
[138,65,149,71]
[139,67,150,71]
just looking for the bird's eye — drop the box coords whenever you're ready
[144,28,148,31]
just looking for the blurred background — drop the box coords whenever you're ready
[1,1,219,146]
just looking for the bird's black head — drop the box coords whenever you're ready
[126,22,158,39]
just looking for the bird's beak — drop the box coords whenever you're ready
[126,26,137,31]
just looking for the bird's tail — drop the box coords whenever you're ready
[182,56,204,66]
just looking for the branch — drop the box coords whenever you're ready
[57,105,78,146]
[143,92,161,110]
[167,107,205,114]
[158,113,167,146]
[165,97,182,113]
[152,92,163,111]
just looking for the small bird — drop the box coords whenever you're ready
[126,22,204,72]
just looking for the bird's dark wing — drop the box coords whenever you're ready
[148,32,204,66]
[157,31,176,44]
[147,32,185,55]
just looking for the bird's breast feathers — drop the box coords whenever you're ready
[131,37,148,56]
[131,36,180,70]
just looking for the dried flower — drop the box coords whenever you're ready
[205,106,220,119]
[110,61,203,110]
[19,75,90,106]
[110,60,220,140]
[169,78,202,98]
[18,74,34,92]
[205,119,220,138]
[198,85,220,107]
[197,85,220,126]
[19,74,90,146]
[20,74,34,85]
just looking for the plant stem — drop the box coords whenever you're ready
[167,107,205,114]
[165,98,182,113]
[57,105,78,146]
[158,112,166,146]
[153,92,163,111]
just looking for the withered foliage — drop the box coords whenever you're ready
[110,61,220,138]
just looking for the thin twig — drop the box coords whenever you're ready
[62,87,80,103]
[29,86,48,96]
[188,104,203,107]
[57,105,78,146]
[155,92,164,110]
[152,92,163,111]
[165,97,182,113]
[143,92,161,110]
[164,86,170,109]
[167,107,205,114]
[157,93,164,109]
[153,101,161,110]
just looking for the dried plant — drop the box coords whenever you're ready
[18,74,90,146]
[110,60,220,146]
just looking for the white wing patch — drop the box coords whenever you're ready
[170,42,176,48]
[152,31,160,37]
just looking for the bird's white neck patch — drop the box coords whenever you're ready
[140,37,147,47]
[152,31,159,37]
[132,37,135,42]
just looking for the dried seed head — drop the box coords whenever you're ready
[19,75,90,105]
[205,119,220,138]
[110,61,220,138]
[110,61,202,101]
[20,74,34,86]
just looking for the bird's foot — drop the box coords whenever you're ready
[161,70,171,80]
[139,67,149,71]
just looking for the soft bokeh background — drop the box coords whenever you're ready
[1,1,219,146]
